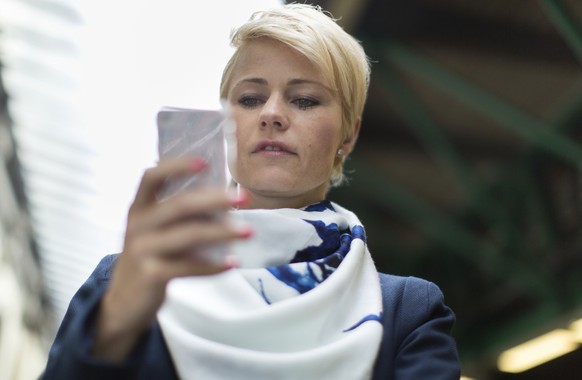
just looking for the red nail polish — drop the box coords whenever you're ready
[238,227,254,239]
[224,255,240,269]
[229,190,249,206]
[191,157,207,171]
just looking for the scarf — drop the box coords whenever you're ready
[157,201,383,380]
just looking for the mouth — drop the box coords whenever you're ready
[252,140,296,155]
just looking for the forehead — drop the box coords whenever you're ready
[231,38,328,85]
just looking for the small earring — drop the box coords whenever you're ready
[337,148,344,157]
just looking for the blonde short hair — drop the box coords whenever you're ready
[220,3,370,187]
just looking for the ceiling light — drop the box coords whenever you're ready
[497,329,579,373]
[569,318,582,342]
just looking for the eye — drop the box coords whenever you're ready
[293,97,319,110]
[238,95,264,108]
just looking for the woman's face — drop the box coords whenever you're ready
[226,39,352,209]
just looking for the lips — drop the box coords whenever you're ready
[252,140,296,154]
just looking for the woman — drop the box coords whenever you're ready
[43,4,460,379]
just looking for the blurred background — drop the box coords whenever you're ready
[0,0,581,379]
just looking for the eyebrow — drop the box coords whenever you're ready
[233,77,330,90]
[236,77,268,86]
[287,78,327,88]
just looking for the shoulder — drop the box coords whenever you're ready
[43,254,122,379]
[378,272,438,290]
[93,253,119,279]
[377,272,445,311]
[373,273,460,380]
[71,254,118,300]
[379,273,454,331]
[377,272,451,337]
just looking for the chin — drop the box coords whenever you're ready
[236,169,328,202]
[237,168,296,190]
[247,180,298,195]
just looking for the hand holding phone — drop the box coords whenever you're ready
[156,107,234,264]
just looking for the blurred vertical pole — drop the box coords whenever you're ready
[0,72,48,380]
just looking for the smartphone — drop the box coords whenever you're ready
[156,107,232,263]
[156,107,228,200]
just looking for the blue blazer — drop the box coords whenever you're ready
[43,255,460,379]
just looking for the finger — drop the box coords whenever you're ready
[158,253,237,278]
[135,254,234,287]
[126,218,252,259]
[132,158,207,208]
[131,187,246,233]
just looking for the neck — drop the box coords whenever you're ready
[237,188,326,210]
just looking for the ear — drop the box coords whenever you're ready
[340,117,361,155]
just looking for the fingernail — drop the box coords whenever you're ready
[228,189,249,206]
[191,157,208,171]
[237,227,254,239]
[229,218,253,238]
[224,255,240,269]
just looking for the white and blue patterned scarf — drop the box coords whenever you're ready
[158,201,384,380]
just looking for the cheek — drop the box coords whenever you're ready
[225,110,249,179]
[312,119,343,158]
[230,111,251,151]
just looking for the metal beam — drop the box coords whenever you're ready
[550,87,582,133]
[538,0,582,64]
[348,157,555,300]
[378,41,582,164]
[374,64,512,228]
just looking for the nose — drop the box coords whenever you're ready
[259,95,288,130]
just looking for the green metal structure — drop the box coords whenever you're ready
[324,0,582,374]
